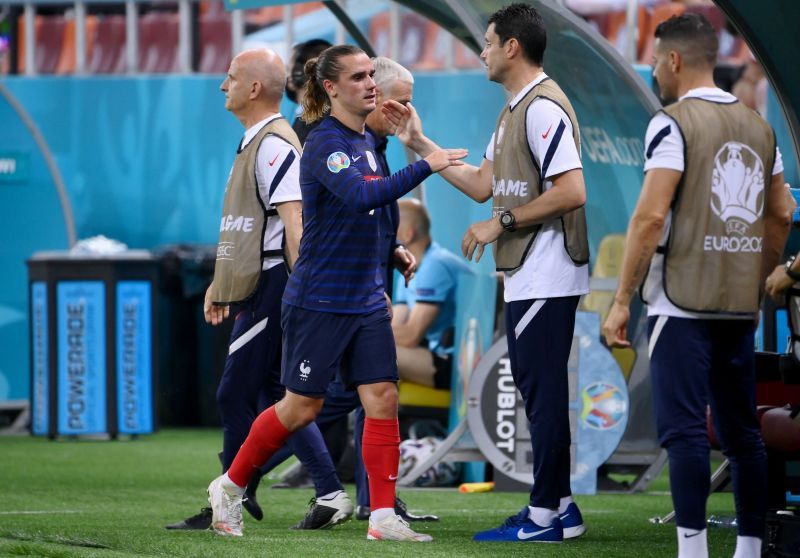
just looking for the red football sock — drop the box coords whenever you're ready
[362,417,400,511]
[226,406,291,487]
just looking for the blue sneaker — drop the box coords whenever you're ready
[473,507,564,542]
[559,502,586,539]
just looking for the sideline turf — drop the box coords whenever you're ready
[0,429,737,557]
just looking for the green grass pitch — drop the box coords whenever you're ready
[0,429,738,557]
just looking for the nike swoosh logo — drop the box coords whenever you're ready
[353,155,362,162]
[683,531,703,538]
[542,124,553,139]
[268,154,280,166]
[388,474,398,481]
[517,527,553,540]
[560,513,570,520]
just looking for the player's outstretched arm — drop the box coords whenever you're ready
[383,100,493,203]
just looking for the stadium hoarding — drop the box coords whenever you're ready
[466,311,629,494]
[28,253,159,438]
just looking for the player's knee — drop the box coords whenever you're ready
[277,393,323,430]
[360,382,398,418]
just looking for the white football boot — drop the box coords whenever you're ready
[367,514,433,542]
[207,475,244,537]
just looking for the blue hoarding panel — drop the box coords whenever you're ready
[56,281,106,435]
[116,281,153,434]
[30,281,48,435]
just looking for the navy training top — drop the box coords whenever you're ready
[283,115,432,313]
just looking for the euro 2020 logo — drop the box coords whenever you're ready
[710,142,765,236]
[327,152,351,174]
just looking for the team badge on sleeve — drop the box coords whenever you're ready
[327,152,351,173]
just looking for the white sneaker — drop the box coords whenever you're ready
[367,514,433,542]
[207,475,244,537]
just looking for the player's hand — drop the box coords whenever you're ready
[765,264,795,301]
[393,245,417,287]
[602,302,631,348]
[203,284,230,326]
[461,217,503,263]
[382,100,424,147]
[425,148,467,172]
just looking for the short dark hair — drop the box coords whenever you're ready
[654,13,718,67]
[488,3,546,65]
[290,39,332,90]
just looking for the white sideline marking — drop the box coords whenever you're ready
[0,510,82,515]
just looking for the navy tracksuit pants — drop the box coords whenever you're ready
[505,296,579,509]
[648,315,766,537]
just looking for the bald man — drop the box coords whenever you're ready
[166,49,353,533]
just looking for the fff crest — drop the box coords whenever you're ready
[710,141,765,235]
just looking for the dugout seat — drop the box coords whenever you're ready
[138,12,180,73]
[244,6,283,29]
[17,15,66,74]
[198,12,232,74]
[604,6,649,60]
[411,21,447,71]
[368,11,390,57]
[55,16,98,74]
[88,15,126,74]
[581,234,636,380]
[639,3,686,64]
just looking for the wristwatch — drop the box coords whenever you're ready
[786,255,800,282]
[499,210,517,232]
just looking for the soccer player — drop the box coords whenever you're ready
[206,44,466,541]
[602,14,791,558]
[165,48,352,532]
[383,3,589,543]
[242,56,438,528]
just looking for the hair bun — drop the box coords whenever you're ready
[304,58,318,80]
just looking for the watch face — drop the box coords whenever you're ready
[501,213,512,225]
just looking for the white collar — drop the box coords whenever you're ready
[679,87,737,103]
[242,113,283,148]
[509,72,549,110]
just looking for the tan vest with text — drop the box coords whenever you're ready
[210,117,302,304]
[660,98,775,313]
[492,78,589,271]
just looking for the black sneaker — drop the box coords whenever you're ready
[290,492,354,530]
[164,507,212,530]
[243,493,263,521]
[395,497,439,522]
[355,498,440,522]
[355,505,370,521]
